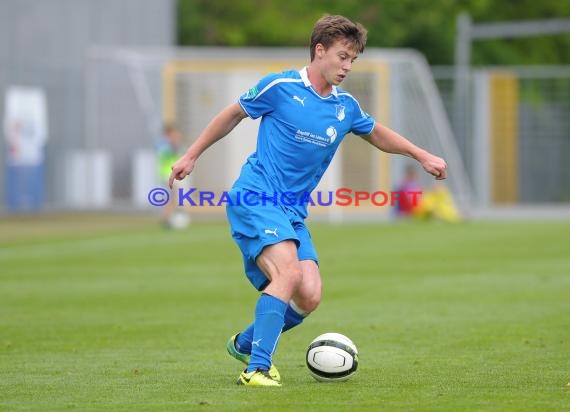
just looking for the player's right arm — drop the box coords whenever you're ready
[168,103,247,188]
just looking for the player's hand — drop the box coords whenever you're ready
[168,155,195,189]
[420,153,447,180]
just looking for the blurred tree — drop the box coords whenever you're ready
[177,0,570,65]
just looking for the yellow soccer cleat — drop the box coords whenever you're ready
[226,334,281,382]
[237,369,282,387]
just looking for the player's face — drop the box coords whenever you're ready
[317,40,359,86]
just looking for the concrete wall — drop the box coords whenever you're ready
[0,0,176,209]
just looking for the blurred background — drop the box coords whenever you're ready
[3,4,569,409]
[1,0,569,222]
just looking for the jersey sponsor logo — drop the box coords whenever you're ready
[295,127,338,147]
[326,126,337,144]
[293,95,306,106]
[335,104,346,121]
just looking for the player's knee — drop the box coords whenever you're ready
[287,264,303,289]
[266,259,303,292]
[293,286,321,314]
[300,291,321,313]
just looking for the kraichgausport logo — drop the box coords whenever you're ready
[147,188,422,208]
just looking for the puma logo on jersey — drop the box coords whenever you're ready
[293,95,306,106]
[264,228,278,237]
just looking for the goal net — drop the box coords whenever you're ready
[84,47,471,221]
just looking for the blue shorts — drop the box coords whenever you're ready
[226,187,318,291]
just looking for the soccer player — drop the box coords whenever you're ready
[169,15,447,386]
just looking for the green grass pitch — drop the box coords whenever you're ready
[1,215,569,411]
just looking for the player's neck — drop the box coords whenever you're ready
[306,65,332,97]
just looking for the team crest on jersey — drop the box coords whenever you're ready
[335,105,346,121]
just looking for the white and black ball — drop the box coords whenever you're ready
[306,332,358,382]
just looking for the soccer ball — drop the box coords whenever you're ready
[306,332,358,382]
[168,211,190,229]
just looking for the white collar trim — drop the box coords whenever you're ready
[299,67,338,97]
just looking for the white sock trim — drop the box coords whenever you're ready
[289,299,309,317]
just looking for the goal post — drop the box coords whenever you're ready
[85,47,471,220]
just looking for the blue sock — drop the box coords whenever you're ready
[235,324,254,354]
[246,293,287,372]
[235,303,305,354]
[282,303,305,332]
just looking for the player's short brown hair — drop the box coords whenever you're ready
[310,15,368,61]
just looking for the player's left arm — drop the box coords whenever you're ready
[363,122,447,180]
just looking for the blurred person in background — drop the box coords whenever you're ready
[394,164,423,218]
[156,123,189,229]
[414,183,462,223]
[169,14,447,386]
[394,165,461,223]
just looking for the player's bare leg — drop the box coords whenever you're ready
[291,260,322,314]
[258,240,303,302]
[236,241,301,386]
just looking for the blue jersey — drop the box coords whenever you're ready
[234,67,375,218]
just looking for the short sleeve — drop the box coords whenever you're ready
[238,73,280,120]
[349,99,375,136]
